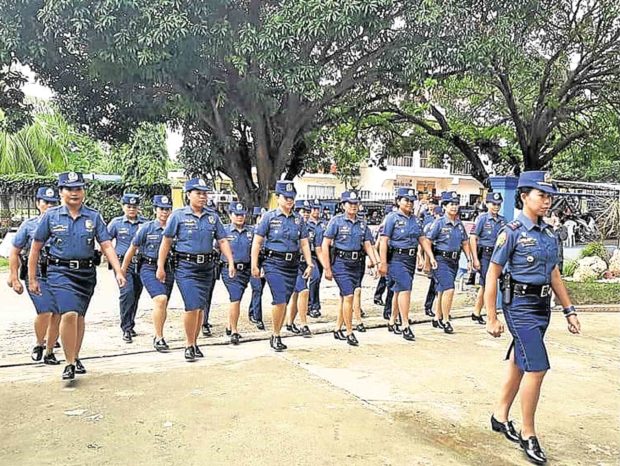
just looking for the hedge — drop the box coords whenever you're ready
[564,280,620,305]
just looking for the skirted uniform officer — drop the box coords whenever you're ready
[7,187,61,364]
[307,199,325,318]
[320,191,378,346]
[470,192,506,325]
[121,195,174,352]
[108,193,147,343]
[248,207,266,330]
[221,201,253,345]
[484,171,580,465]
[157,178,235,361]
[426,191,473,334]
[29,172,126,380]
[251,180,313,352]
[379,188,435,341]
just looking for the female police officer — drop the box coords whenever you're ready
[157,178,235,361]
[426,191,473,334]
[248,207,267,330]
[251,181,313,352]
[470,192,505,325]
[484,171,580,465]
[7,187,61,364]
[379,188,436,341]
[320,191,378,346]
[29,172,127,380]
[121,195,174,352]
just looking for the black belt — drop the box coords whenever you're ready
[511,281,552,298]
[221,262,251,271]
[335,249,364,260]
[174,252,216,264]
[434,249,460,260]
[391,247,418,256]
[140,256,158,266]
[48,255,94,269]
[479,246,494,254]
[264,249,299,262]
[118,254,139,264]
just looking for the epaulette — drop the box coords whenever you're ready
[506,220,522,230]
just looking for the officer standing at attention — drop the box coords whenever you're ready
[121,195,174,352]
[484,171,580,465]
[379,188,436,341]
[307,199,325,318]
[426,191,473,334]
[320,191,378,346]
[248,207,266,330]
[469,192,506,325]
[7,187,61,364]
[157,178,235,361]
[29,172,127,380]
[221,201,253,345]
[251,180,313,352]
[107,193,147,343]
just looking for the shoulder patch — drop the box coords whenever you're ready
[495,231,508,248]
[506,220,522,230]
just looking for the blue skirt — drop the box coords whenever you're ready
[388,255,416,292]
[503,294,551,372]
[140,263,174,299]
[26,276,58,314]
[222,266,251,302]
[433,256,458,292]
[47,265,96,316]
[294,261,310,293]
[263,257,298,305]
[174,261,215,311]
[333,256,363,297]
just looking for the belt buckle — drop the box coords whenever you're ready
[69,260,80,270]
[237,263,244,270]
[196,254,205,264]
[131,256,138,264]
[351,251,359,260]
[452,252,458,260]
[285,252,293,261]
[540,284,551,297]
[408,249,416,256]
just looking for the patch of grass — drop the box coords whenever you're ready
[0,257,8,272]
[564,281,620,305]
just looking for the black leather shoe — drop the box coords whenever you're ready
[248,314,258,324]
[286,323,301,334]
[402,326,415,341]
[443,321,454,334]
[153,338,169,352]
[256,320,265,330]
[225,327,232,336]
[184,346,196,361]
[130,329,138,337]
[75,359,86,374]
[231,333,241,345]
[62,364,75,380]
[424,308,435,317]
[54,341,61,349]
[490,415,520,443]
[308,309,320,318]
[333,330,346,341]
[301,326,311,337]
[43,352,60,365]
[360,309,366,318]
[31,345,44,362]
[374,298,385,306]
[346,333,359,346]
[520,434,547,464]
[471,313,486,325]
[269,336,281,352]
[194,345,204,358]
[276,336,287,350]
[123,331,132,343]
[432,319,445,329]
[201,325,212,337]
[356,323,367,333]
[387,323,402,334]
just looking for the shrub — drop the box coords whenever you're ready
[563,259,577,277]
[579,242,609,263]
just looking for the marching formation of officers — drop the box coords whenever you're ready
[7,170,581,464]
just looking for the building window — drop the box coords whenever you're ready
[307,185,335,199]
[419,150,444,169]
[386,154,415,167]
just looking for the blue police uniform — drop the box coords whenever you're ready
[221,202,253,302]
[108,194,147,333]
[472,192,505,286]
[491,171,560,372]
[12,187,60,315]
[163,179,227,311]
[249,207,267,322]
[382,188,424,292]
[324,192,373,297]
[255,181,308,305]
[131,195,174,299]
[423,217,439,312]
[426,191,468,292]
[307,202,325,312]
[34,173,110,316]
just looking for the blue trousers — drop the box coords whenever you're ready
[308,259,323,311]
[119,266,143,332]
[249,276,265,321]
[203,262,219,325]
[424,276,436,311]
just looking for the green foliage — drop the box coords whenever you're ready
[564,281,620,305]
[579,242,610,263]
[562,259,577,277]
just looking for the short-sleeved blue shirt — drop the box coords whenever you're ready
[323,214,373,251]
[381,211,425,249]
[12,217,40,254]
[426,215,468,252]
[223,224,253,264]
[491,213,559,285]
[307,219,324,252]
[132,220,166,260]
[108,215,147,256]
[34,205,111,259]
[255,208,308,252]
[472,212,506,247]
[163,206,226,254]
